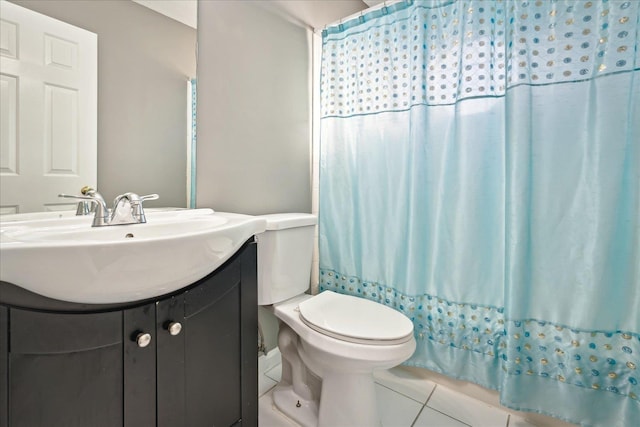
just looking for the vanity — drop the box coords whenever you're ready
[0,209,266,427]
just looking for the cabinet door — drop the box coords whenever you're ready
[156,241,257,427]
[0,306,8,427]
[8,309,122,427]
[123,303,156,427]
[156,295,186,427]
[183,257,243,427]
[239,242,258,427]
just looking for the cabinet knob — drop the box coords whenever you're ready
[167,321,182,336]
[136,332,152,348]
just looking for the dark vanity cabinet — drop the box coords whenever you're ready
[0,241,258,427]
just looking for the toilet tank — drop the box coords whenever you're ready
[256,213,317,305]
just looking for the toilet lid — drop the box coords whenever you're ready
[298,291,414,345]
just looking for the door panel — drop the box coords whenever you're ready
[10,309,120,353]
[8,309,122,427]
[9,346,122,427]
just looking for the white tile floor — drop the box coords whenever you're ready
[258,362,540,427]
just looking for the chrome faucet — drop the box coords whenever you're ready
[58,187,158,227]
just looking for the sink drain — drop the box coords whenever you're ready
[125,233,135,238]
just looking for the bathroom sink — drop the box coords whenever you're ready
[0,209,267,304]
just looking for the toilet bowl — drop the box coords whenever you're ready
[272,292,416,427]
[257,214,416,427]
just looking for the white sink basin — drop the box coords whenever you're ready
[0,209,267,304]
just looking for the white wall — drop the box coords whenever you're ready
[196,0,312,215]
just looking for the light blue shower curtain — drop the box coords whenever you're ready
[318,1,639,425]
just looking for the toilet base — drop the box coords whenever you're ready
[272,384,318,427]
[272,373,381,427]
[317,371,381,427]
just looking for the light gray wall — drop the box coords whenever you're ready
[196,0,312,215]
[11,0,197,207]
[197,1,366,354]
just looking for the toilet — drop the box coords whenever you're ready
[257,213,416,427]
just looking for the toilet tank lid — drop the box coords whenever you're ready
[262,213,317,230]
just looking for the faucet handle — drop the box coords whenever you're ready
[58,193,95,201]
[139,194,159,202]
[134,194,159,223]
[113,193,158,205]
[60,186,104,204]
[58,193,95,216]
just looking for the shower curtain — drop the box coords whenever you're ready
[318,1,639,425]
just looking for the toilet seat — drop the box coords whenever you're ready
[298,291,414,345]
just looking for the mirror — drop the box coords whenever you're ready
[1,0,197,213]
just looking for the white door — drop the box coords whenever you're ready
[0,1,97,214]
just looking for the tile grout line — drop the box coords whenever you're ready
[424,383,438,405]
[421,385,475,427]
[409,403,426,427]
[259,372,279,398]
[374,380,431,405]
[264,363,283,384]
[410,384,439,427]
[420,406,474,427]
[265,372,280,383]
